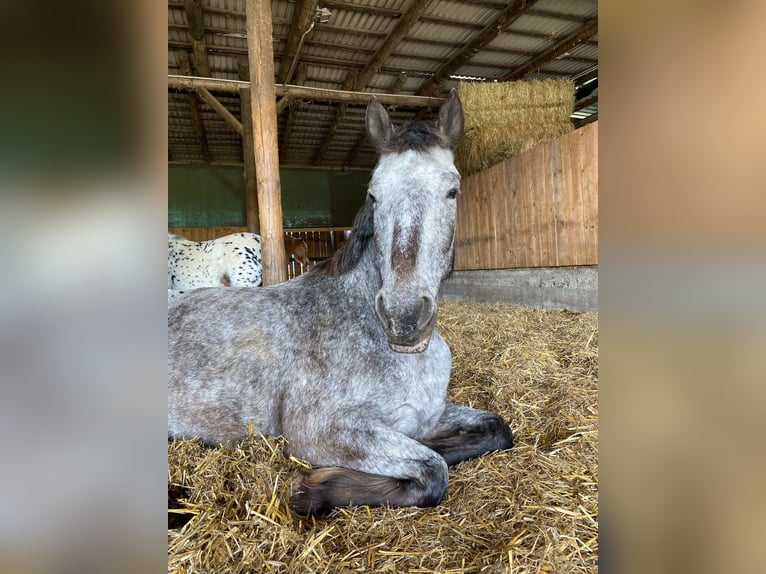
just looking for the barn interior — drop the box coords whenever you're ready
[168,0,597,303]
[168,1,598,572]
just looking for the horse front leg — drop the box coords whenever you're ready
[288,424,449,516]
[419,403,513,466]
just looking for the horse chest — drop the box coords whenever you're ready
[378,342,451,438]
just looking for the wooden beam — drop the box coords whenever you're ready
[503,18,598,80]
[183,0,211,77]
[575,94,598,112]
[277,0,318,84]
[355,0,433,90]
[574,66,598,86]
[196,87,243,136]
[310,0,431,165]
[177,53,210,162]
[416,0,539,97]
[272,84,445,107]
[246,0,286,284]
[275,96,290,115]
[168,75,447,107]
[276,61,307,116]
[237,54,249,81]
[574,113,597,129]
[314,0,399,18]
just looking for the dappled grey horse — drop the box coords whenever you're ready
[168,89,513,515]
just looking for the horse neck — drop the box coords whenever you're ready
[340,239,381,298]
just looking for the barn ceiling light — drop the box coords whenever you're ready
[316,7,332,23]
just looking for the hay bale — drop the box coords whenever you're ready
[456,80,575,175]
[168,301,598,573]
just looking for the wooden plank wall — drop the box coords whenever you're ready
[454,121,598,270]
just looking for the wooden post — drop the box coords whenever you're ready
[240,88,260,234]
[238,56,259,234]
[246,0,287,284]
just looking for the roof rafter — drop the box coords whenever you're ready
[343,71,408,168]
[574,112,597,129]
[417,0,539,97]
[277,0,318,85]
[312,69,357,165]
[182,0,211,77]
[280,64,308,161]
[314,0,399,18]
[312,0,434,165]
[575,94,598,112]
[503,17,598,80]
[176,52,210,162]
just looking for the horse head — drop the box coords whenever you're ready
[364,89,464,353]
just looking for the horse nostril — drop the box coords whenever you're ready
[374,292,387,325]
[417,295,434,331]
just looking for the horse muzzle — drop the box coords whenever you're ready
[374,290,437,353]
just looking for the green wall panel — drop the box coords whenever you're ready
[168,164,245,227]
[168,164,369,228]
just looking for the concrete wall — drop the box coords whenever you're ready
[440,266,597,312]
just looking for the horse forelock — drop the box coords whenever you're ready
[378,119,450,154]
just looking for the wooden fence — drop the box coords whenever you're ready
[454,121,598,270]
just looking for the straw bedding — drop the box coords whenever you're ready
[168,300,598,573]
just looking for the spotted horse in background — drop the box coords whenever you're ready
[167,232,263,289]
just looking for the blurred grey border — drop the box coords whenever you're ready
[600,1,766,572]
[0,1,168,572]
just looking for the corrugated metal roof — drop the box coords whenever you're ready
[425,0,500,26]
[535,0,597,18]
[409,21,481,47]
[513,14,584,37]
[168,0,598,168]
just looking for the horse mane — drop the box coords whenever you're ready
[311,197,374,277]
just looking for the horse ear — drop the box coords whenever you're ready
[366,96,394,152]
[438,88,464,150]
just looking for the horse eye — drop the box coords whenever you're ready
[368,193,377,203]
[446,187,459,199]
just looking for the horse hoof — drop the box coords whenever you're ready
[289,474,334,517]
